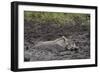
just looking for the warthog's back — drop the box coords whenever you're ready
[33,44,66,54]
[34,36,68,48]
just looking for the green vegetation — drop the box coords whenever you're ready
[24,11,90,27]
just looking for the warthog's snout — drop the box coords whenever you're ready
[65,42,79,51]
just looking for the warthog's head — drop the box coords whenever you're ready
[55,36,78,50]
[65,40,79,50]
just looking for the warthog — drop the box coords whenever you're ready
[34,36,78,50]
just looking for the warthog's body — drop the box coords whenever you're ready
[34,36,78,50]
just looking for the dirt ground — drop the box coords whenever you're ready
[24,20,90,62]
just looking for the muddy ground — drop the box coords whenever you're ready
[24,21,90,62]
